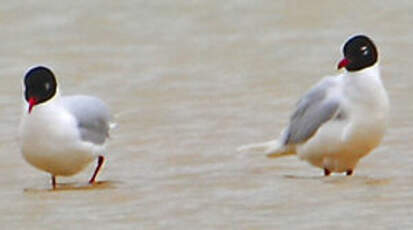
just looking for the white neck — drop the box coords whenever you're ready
[346,63,380,79]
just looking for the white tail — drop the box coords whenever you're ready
[237,139,295,158]
[237,140,278,153]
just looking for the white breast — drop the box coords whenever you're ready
[19,96,97,176]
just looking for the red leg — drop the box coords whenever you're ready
[324,168,331,176]
[51,175,56,189]
[89,155,105,184]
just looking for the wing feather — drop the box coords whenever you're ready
[62,95,112,145]
[284,77,341,145]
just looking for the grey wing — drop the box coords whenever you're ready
[284,78,341,145]
[62,95,112,145]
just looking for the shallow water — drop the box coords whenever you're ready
[1,0,413,229]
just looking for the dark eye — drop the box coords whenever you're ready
[360,46,369,56]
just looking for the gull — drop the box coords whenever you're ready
[19,66,114,189]
[238,35,389,176]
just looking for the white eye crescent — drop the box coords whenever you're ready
[361,46,369,55]
[45,82,51,90]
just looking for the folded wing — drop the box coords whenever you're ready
[62,95,112,145]
[284,78,342,145]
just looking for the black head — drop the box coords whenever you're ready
[337,35,378,72]
[24,66,57,113]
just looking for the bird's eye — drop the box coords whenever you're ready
[360,46,369,56]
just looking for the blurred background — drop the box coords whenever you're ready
[0,0,412,229]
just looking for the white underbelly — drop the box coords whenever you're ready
[296,119,386,173]
[19,105,98,176]
[22,147,95,176]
